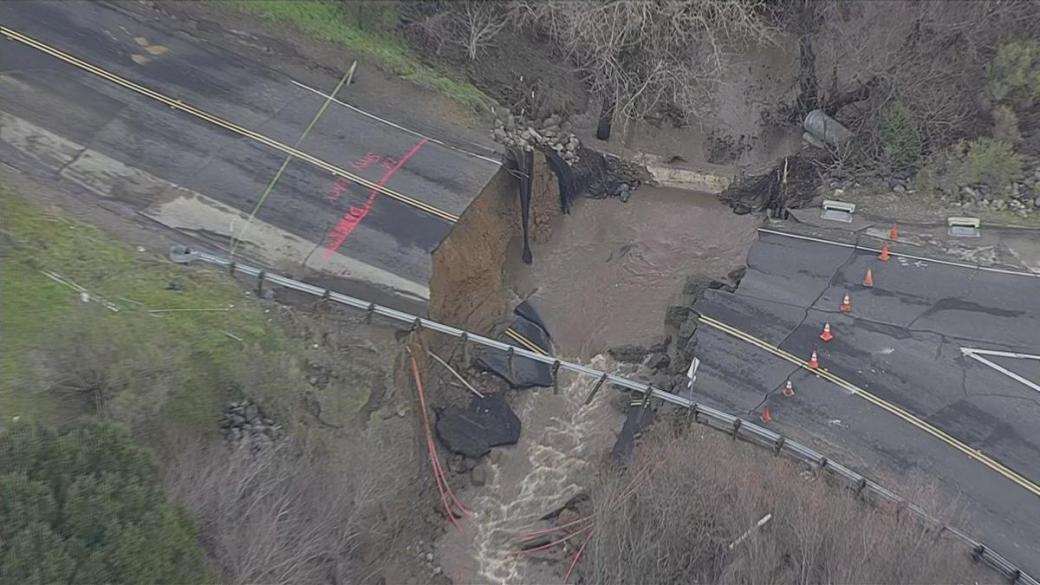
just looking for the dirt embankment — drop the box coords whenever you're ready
[430,155,561,332]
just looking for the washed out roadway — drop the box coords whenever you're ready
[689,228,1040,574]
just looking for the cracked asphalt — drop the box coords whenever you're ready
[690,228,1040,574]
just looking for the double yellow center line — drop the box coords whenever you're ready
[0,26,459,223]
[699,314,1040,498]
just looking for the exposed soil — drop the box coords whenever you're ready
[430,155,563,332]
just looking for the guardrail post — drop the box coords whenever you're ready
[228,261,236,275]
[1010,569,1021,584]
[365,302,376,324]
[506,346,515,380]
[773,436,785,456]
[972,544,985,563]
[818,456,828,470]
[551,360,561,394]
[255,270,265,296]
[584,373,608,405]
[855,478,868,498]
[731,418,742,439]
[640,385,653,410]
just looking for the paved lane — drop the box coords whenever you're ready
[691,229,1040,575]
[0,1,499,304]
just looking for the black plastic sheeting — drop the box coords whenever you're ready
[435,394,522,458]
[610,405,657,465]
[476,302,555,389]
[544,151,582,214]
[507,148,535,265]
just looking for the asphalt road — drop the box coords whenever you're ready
[690,228,1040,574]
[0,1,499,308]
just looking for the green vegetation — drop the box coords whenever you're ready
[0,187,274,430]
[0,422,205,584]
[988,39,1040,108]
[879,100,923,172]
[223,0,491,112]
[914,138,1024,197]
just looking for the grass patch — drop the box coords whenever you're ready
[222,0,492,113]
[0,187,278,430]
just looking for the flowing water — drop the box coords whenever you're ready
[436,359,622,584]
[436,190,759,582]
[507,187,760,358]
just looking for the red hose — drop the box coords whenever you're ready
[409,351,468,527]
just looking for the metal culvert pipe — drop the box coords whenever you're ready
[803,109,853,150]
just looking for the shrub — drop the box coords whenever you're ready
[33,307,192,427]
[879,100,923,171]
[914,138,1024,197]
[0,422,204,585]
[988,39,1040,108]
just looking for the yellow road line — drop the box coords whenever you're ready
[505,327,549,356]
[0,26,459,223]
[699,314,1040,498]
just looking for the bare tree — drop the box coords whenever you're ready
[582,427,979,585]
[165,435,409,585]
[457,1,510,61]
[514,0,773,132]
[787,0,1040,170]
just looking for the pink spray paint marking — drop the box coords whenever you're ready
[322,138,429,259]
[323,152,387,204]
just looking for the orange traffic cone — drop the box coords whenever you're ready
[879,243,891,262]
[760,406,772,423]
[808,350,819,369]
[783,380,795,397]
[889,223,899,240]
[863,268,874,288]
[839,293,852,313]
[820,322,833,342]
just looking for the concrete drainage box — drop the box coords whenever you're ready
[948,216,981,238]
[821,200,856,223]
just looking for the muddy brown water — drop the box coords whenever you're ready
[506,187,761,358]
[434,190,759,583]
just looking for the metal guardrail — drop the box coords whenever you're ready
[171,245,1037,585]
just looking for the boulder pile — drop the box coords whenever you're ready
[219,399,283,446]
[492,112,581,166]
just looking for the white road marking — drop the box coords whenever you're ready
[758,227,1040,278]
[961,347,1040,394]
[289,78,502,166]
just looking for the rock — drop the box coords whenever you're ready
[609,344,649,363]
[425,553,434,563]
[893,184,906,193]
[994,199,1007,211]
[649,335,671,354]
[470,463,489,487]
[646,352,670,371]
[489,448,504,465]
[678,314,699,342]
[1033,196,1040,208]
[557,507,582,528]
[435,395,522,458]
[664,305,690,328]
